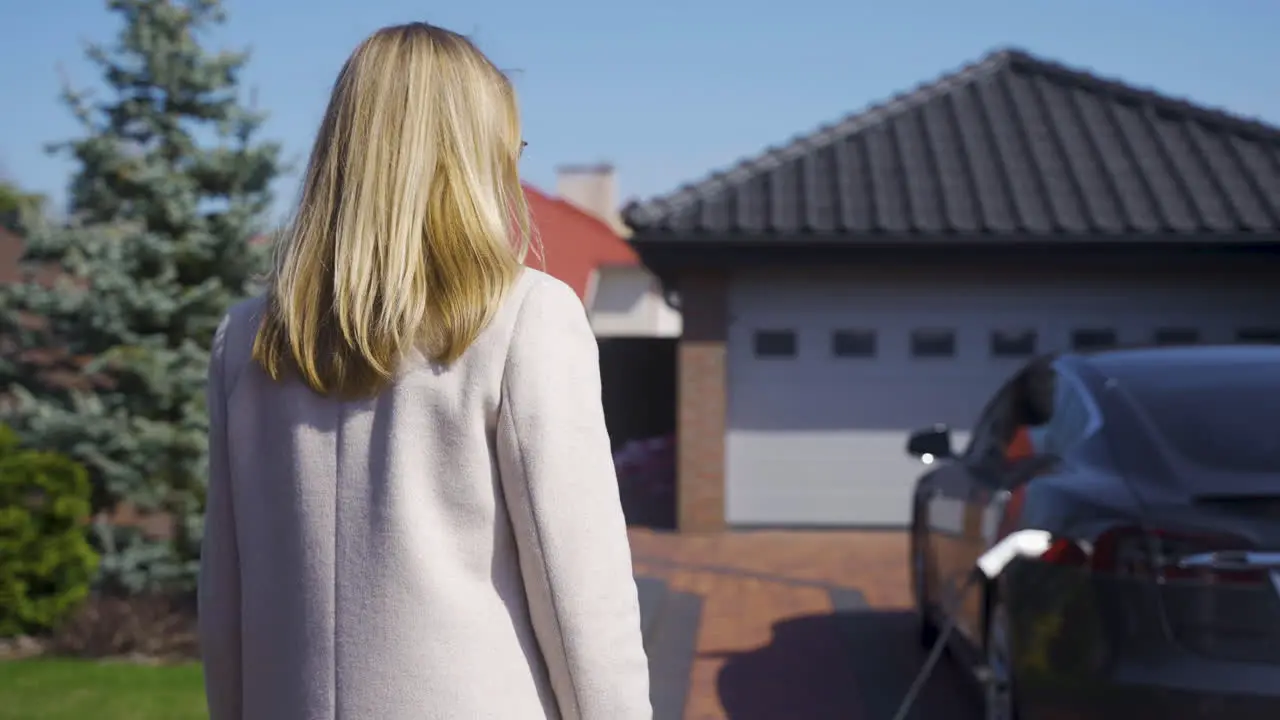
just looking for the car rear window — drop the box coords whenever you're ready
[1108,360,1280,474]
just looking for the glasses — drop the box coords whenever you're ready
[520,140,528,157]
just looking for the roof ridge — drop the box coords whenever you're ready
[623,49,1013,223]
[624,47,1280,226]
[1000,48,1280,142]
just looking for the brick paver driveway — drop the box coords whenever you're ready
[629,529,982,720]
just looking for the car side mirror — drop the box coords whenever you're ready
[906,425,953,461]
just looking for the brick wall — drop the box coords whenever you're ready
[675,271,728,532]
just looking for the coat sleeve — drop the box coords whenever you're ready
[495,276,652,720]
[198,314,243,720]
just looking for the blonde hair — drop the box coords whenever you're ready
[253,22,532,398]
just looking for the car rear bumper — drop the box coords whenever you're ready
[1022,656,1280,720]
[1026,686,1280,720]
[1007,561,1280,719]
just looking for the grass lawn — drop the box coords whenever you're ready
[0,658,206,720]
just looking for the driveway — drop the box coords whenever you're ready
[630,529,981,720]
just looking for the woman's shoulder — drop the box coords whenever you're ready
[498,267,594,353]
[218,296,267,352]
[509,267,584,319]
[211,296,268,390]
[225,295,267,328]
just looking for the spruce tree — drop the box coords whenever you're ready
[0,0,281,593]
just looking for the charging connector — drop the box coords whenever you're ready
[974,529,1052,580]
[889,530,1054,720]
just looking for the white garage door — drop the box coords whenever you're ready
[724,268,1280,527]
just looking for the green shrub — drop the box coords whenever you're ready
[0,424,100,637]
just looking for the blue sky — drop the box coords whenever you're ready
[3,0,1278,220]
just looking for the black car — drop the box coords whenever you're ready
[907,345,1280,720]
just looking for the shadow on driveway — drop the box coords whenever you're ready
[714,609,982,720]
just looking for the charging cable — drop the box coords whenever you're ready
[889,530,1053,720]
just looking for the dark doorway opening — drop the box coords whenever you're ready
[599,337,677,529]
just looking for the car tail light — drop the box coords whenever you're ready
[1037,525,1266,585]
[1038,537,1089,567]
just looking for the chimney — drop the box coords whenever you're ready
[555,163,630,237]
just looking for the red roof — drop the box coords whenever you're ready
[0,226,61,286]
[522,185,637,300]
[0,227,21,284]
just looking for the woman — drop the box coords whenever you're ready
[198,23,651,720]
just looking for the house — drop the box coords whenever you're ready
[527,169,681,466]
[623,48,1280,532]
[0,226,25,284]
[527,165,680,338]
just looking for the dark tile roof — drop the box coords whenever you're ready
[623,48,1280,240]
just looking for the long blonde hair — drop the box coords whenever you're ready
[253,22,532,398]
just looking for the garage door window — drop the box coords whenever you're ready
[991,329,1037,358]
[1071,328,1117,352]
[910,329,955,358]
[831,329,876,358]
[753,330,797,358]
[1154,328,1199,346]
[1236,327,1280,344]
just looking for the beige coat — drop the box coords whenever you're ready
[198,269,652,720]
